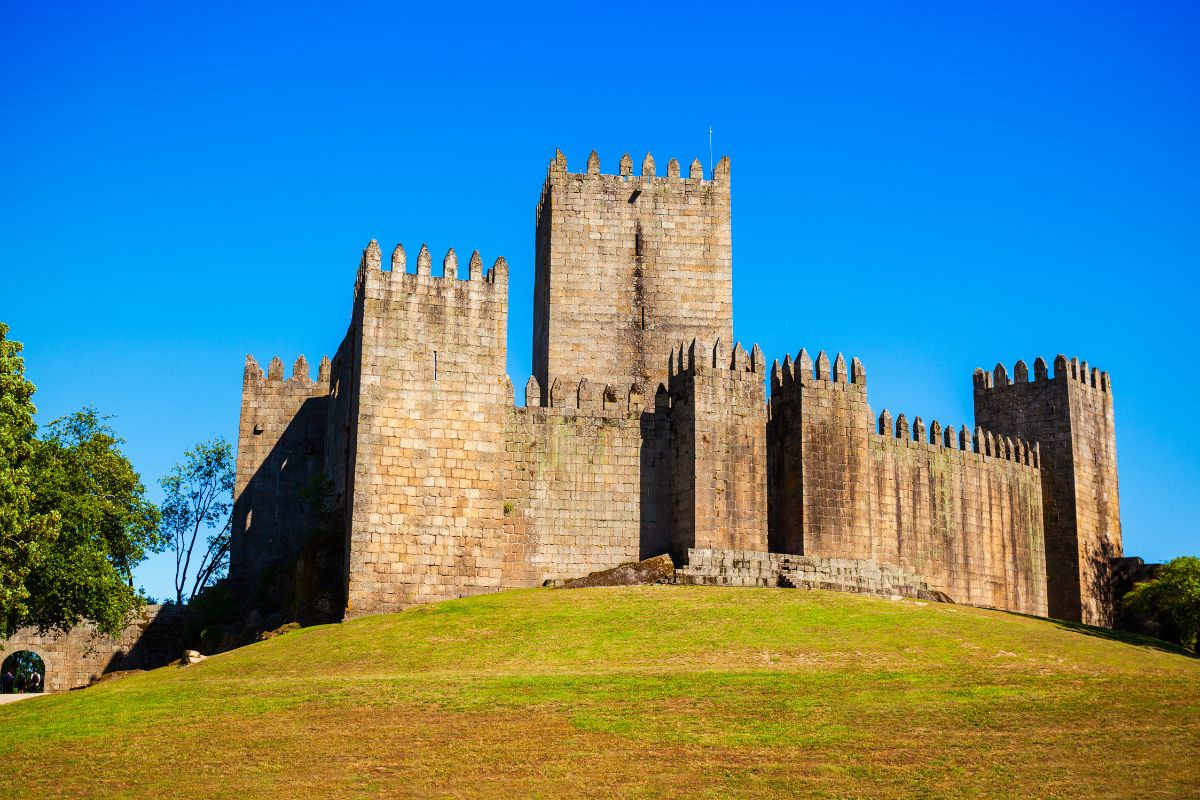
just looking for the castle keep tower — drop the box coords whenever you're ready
[533,150,733,398]
[974,356,1121,625]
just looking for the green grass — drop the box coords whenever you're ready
[1,585,1197,799]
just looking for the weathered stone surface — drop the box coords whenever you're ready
[226,148,1124,630]
[768,352,1049,617]
[974,357,1122,626]
[257,622,301,642]
[677,549,946,602]
[532,150,732,397]
[559,554,675,588]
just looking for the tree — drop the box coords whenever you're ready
[158,439,234,604]
[0,323,59,638]
[1122,556,1200,652]
[25,408,161,636]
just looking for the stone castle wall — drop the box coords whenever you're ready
[500,380,659,587]
[231,354,330,592]
[533,150,733,397]
[867,419,1047,615]
[768,349,1048,616]
[974,356,1121,625]
[0,605,186,692]
[677,548,937,600]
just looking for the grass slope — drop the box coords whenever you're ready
[1,586,1197,799]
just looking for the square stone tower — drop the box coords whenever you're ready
[339,241,511,613]
[974,356,1121,625]
[533,150,733,399]
[668,338,769,560]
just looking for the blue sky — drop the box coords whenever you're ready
[2,1,1197,600]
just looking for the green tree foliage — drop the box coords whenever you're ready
[1122,556,1200,652]
[159,439,234,604]
[25,408,161,636]
[0,323,59,637]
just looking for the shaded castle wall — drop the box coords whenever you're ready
[533,150,733,398]
[974,356,1121,625]
[344,242,509,613]
[500,377,665,586]
[668,339,768,560]
[324,288,366,515]
[230,354,330,594]
[768,349,1048,616]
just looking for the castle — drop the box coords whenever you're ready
[230,149,1123,627]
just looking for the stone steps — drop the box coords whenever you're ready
[677,548,948,603]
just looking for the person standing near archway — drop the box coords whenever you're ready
[1,669,13,694]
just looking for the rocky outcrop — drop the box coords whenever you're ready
[180,650,207,666]
[558,554,675,589]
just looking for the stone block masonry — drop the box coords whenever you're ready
[0,605,186,692]
[677,549,938,601]
[768,348,1048,617]
[342,242,511,613]
[500,381,654,586]
[974,356,1121,625]
[225,146,1126,629]
[533,150,733,399]
[669,339,768,559]
[231,354,330,593]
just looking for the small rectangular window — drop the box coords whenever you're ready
[433,350,438,381]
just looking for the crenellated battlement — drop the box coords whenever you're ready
[519,374,646,415]
[537,149,729,224]
[973,352,1121,624]
[355,239,507,292]
[874,409,1040,468]
[545,148,723,183]
[770,348,867,396]
[666,338,764,384]
[973,354,1111,395]
[243,353,331,388]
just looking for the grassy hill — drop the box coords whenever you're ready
[1,586,1197,799]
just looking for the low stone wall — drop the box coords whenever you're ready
[0,605,187,692]
[677,548,939,600]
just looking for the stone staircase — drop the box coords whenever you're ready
[676,548,949,603]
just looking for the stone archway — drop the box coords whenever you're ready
[2,650,46,694]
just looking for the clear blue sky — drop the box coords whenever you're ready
[2,1,1196,601]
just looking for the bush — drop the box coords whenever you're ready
[1122,556,1200,652]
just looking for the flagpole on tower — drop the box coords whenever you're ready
[708,126,713,178]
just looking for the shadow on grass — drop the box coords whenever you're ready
[1000,609,1195,658]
